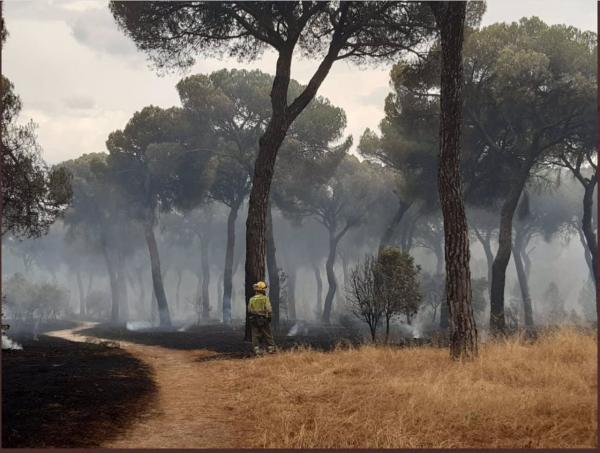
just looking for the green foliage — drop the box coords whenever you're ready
[376,246,422,324]
[105,105,215,222]
[347,247,422,341]
[1,76,72,238]
[109,2,435,70]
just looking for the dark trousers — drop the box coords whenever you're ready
[250,317,275,350]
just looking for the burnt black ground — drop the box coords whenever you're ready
[79,320,363,358]
[0,319,372,448]
[2,323,156,448]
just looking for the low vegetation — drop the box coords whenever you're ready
[216,327,596,448]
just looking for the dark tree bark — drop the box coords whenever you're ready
[379,200,411,251]
[244,40,342,340]
[581,179,597,288]
[144,221,171,327]
[489,171,529,335]
[201,237,210,319]
[512,232,534,327]
[322,231,340,324]
[313,263,323,318]
[265,203,281,328]
[222,200,241,324]
[431,1,478,360]
[577,224,595,282]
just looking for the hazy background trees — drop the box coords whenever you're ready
[2,10,596,344]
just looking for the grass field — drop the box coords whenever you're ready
[216,327,597,448]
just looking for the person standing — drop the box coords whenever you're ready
[248,281,276,356]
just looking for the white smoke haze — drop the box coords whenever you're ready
[2,333,23,350]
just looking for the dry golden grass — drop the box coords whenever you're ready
[216,327,597,448]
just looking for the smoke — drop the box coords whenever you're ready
[2,333,23,350]
[287,321,309,337]
[126,321,154,331]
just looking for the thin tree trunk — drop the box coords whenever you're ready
[117,251,129,322]
[313,263,323,319]
[144,221,171,327]
[266,204,281,327]
[136,268,146,316]
[489,171,529,335]
[379,200,411,251]
[223,201,240,324]
[473,227,494,300]
[581,180,597,288]
[244,44,341,340]
[201,238,210,319]
[431,1,478,359]
[175,269,182,311]
[577,224,594,282]
[217,273,224,320]
[101,243,119,323]
[76,269,86,317]
[322,230,340,324]
[513,233,534,327]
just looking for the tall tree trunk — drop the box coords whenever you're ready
[175,269,182,311]
[101,242,119,323]
[313,263,323,319]
[244,44,340,340]
[144,221,171,327]
[136,268,146,316]
[201,238,210,319]
[379,200,411,251]
[217,273,224,320]
[489,171,529,335]
[513,232,534,327]
[76,269,86,317]
[266,203,281,327]
[431,1,478,360]
[322,230,340,324]
[581,180,597,288]
[116,251,129,322]
[577,224,594,282]
[473,227,494,300]
[222,201,240,324]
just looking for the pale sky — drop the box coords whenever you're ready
[3,0,597,164]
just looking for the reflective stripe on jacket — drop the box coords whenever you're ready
[248,294,272,316]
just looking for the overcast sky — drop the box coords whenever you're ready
[3,0,597,164]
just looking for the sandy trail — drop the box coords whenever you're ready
[47,323,251,448]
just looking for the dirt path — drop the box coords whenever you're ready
[47,323,251,448]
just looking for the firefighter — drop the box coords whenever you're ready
[248,281,276,356]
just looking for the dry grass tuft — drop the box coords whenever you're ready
[215,328,597,448]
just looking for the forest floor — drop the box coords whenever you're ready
[3,322,597,448]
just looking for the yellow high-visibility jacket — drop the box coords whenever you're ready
[248,294,272,317]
